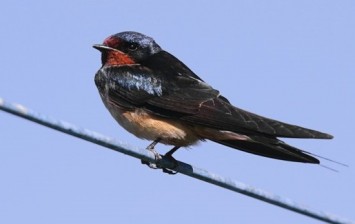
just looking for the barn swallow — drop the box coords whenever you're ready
[93,31,333,170]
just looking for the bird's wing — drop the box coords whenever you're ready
[96,65,332,139]
[181,100,333,139]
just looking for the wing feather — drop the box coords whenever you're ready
[95,63,332,139]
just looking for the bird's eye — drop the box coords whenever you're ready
[127,43,138,51]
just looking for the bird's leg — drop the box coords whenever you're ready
[165,146,180,159]
[141,138,162,169]
[162,146,180,175]
[146,138,162,159]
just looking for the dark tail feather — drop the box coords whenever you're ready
[301,150,348,167]
[211,137,319,164]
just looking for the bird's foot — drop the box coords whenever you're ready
[141,143,162,169]
[161,153,178,175]
[141,152,178,175]
[141,140,179,175]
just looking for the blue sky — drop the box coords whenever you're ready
[0,1,354,223]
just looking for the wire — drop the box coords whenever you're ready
[0,97,352,224]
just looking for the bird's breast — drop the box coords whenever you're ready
[104,102,200,147]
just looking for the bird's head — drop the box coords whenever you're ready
[93,31,162,66]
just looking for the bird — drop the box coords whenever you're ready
[93,31,333,170]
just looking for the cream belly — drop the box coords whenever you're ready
[106,103,200,146]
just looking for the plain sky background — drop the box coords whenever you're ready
[0,1,354,223]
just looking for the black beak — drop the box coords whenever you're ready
[93,44,115,52]
[93,44,124,55]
